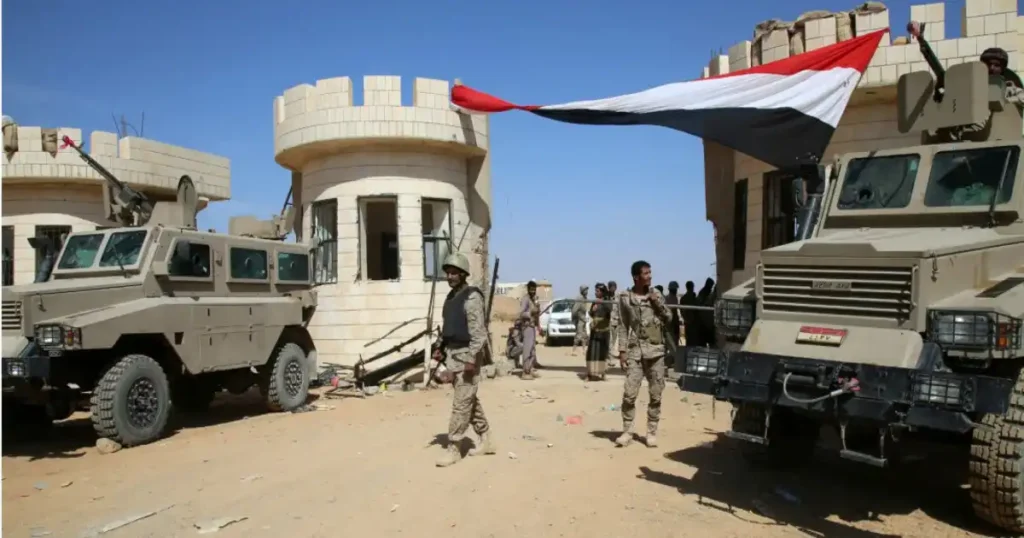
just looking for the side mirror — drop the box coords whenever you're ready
[173,240,191,261]
[792,178,807,209]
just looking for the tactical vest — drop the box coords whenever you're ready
[442,286,483,345]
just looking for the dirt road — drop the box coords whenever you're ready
[1,339,1000,538]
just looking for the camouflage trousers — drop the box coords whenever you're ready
[621,355,667,435]
[574,321,588,346]
[448,369,489,443]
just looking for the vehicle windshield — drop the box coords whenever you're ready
[99,230,148,267]
[551,300,572,313]
[837,154,920,210]
[57,233,105,269]
[924,146,1019,207]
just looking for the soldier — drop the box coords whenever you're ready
[680,281,699,346]
[518,280,542,380]
[614,260,673,448]
[665,281,682,349]
[434,252,495,467]
[607,280,620,368]
[570,285,589,356]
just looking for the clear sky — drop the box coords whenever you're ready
[2,0,918,297]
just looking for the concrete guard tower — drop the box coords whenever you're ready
[273,75,492,369]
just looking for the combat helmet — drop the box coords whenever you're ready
[442,252,471,275]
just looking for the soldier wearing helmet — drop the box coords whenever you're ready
[518,280,542,379]
[434,252,495,467]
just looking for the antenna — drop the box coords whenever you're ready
[111,113,146,138]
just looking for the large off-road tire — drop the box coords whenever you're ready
[732,402,819,468]
[263,342,309,412]
[171,375,218,413]
[970,371,1024,533]
[90,354,172,447]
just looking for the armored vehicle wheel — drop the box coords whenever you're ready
[90,354,172,447]
[172,376,218,413]
[969,370,1024,533]
[732,403,819,468]
[264,342,309,412]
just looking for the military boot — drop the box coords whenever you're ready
[469,431,497,456]
[615,426,634,447]
[645,434,658,448]
[436,444,462,467]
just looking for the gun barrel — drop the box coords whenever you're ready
[60,135,154,214]
[912,23,946,96]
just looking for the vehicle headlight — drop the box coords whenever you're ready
[928,310,1021,351]
[683,347,723,376]
[714,298,756,334]
[912,373,972,408]
[34,324,82,348]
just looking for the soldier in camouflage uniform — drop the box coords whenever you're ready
[614,261,673,448]
[570,285,589,356]
[607,281,620,368]
[435,252,496,467]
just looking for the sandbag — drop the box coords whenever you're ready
[796,10,834,25]
[2,116,18,155]
[853,1,887,15]
[789,23,805,56]
[835,11,854,42]
[41,128,58,157]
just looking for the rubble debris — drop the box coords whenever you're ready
[30,528,52,537]
[33,482,47,490]
[390,504,400,513]
[565,415,583,426]
[96,438,122,455]
[508,452,518,460]
[61,480,73,488]
[240,475,262,483]
[194,516,248,534]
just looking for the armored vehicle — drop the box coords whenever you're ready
[2,136,318,448]
[678,32,1024,533]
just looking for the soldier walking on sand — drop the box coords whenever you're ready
[434,252,496,467]
[570,285,589,356]
[614,260,673,449]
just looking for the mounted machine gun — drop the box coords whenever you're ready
[59,135,199,230]
[227,187,296,241]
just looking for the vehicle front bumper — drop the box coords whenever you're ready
[676,347,1015,434]
[546,324,578,339]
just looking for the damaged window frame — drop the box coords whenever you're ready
[357,195,401,282]
[310,199,338,285]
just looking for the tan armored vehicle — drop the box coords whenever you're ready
[1,136,318,448]
[678,35,1024,533]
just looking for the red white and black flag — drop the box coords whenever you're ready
[451,30,886,168]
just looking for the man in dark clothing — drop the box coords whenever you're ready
[680,281,699,346]
[664,281,682,356]
[696,278,717,348]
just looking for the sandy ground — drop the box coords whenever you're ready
[0,330,1004,538]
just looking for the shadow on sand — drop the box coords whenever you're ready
[637,434,1003,538]
[2,390,321,461]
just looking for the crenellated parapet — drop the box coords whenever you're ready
[273,75,488,171]
[701,0,1022,89]
[1,125,231,201]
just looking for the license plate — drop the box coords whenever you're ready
[795,326,847,346]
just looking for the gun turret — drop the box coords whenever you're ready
[60,135,199,230]
[897,22,1023,142]
[228,187,295,241]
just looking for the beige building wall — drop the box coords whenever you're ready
[1,126,231,285]
[704,0,1024,292]
[273,75,493,368]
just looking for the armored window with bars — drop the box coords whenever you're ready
[762,171,797,250]
[421,198,453,280]
[310,200,338,285]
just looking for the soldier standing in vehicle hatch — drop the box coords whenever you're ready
[434,252,496,467]
[614,261,673,448]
